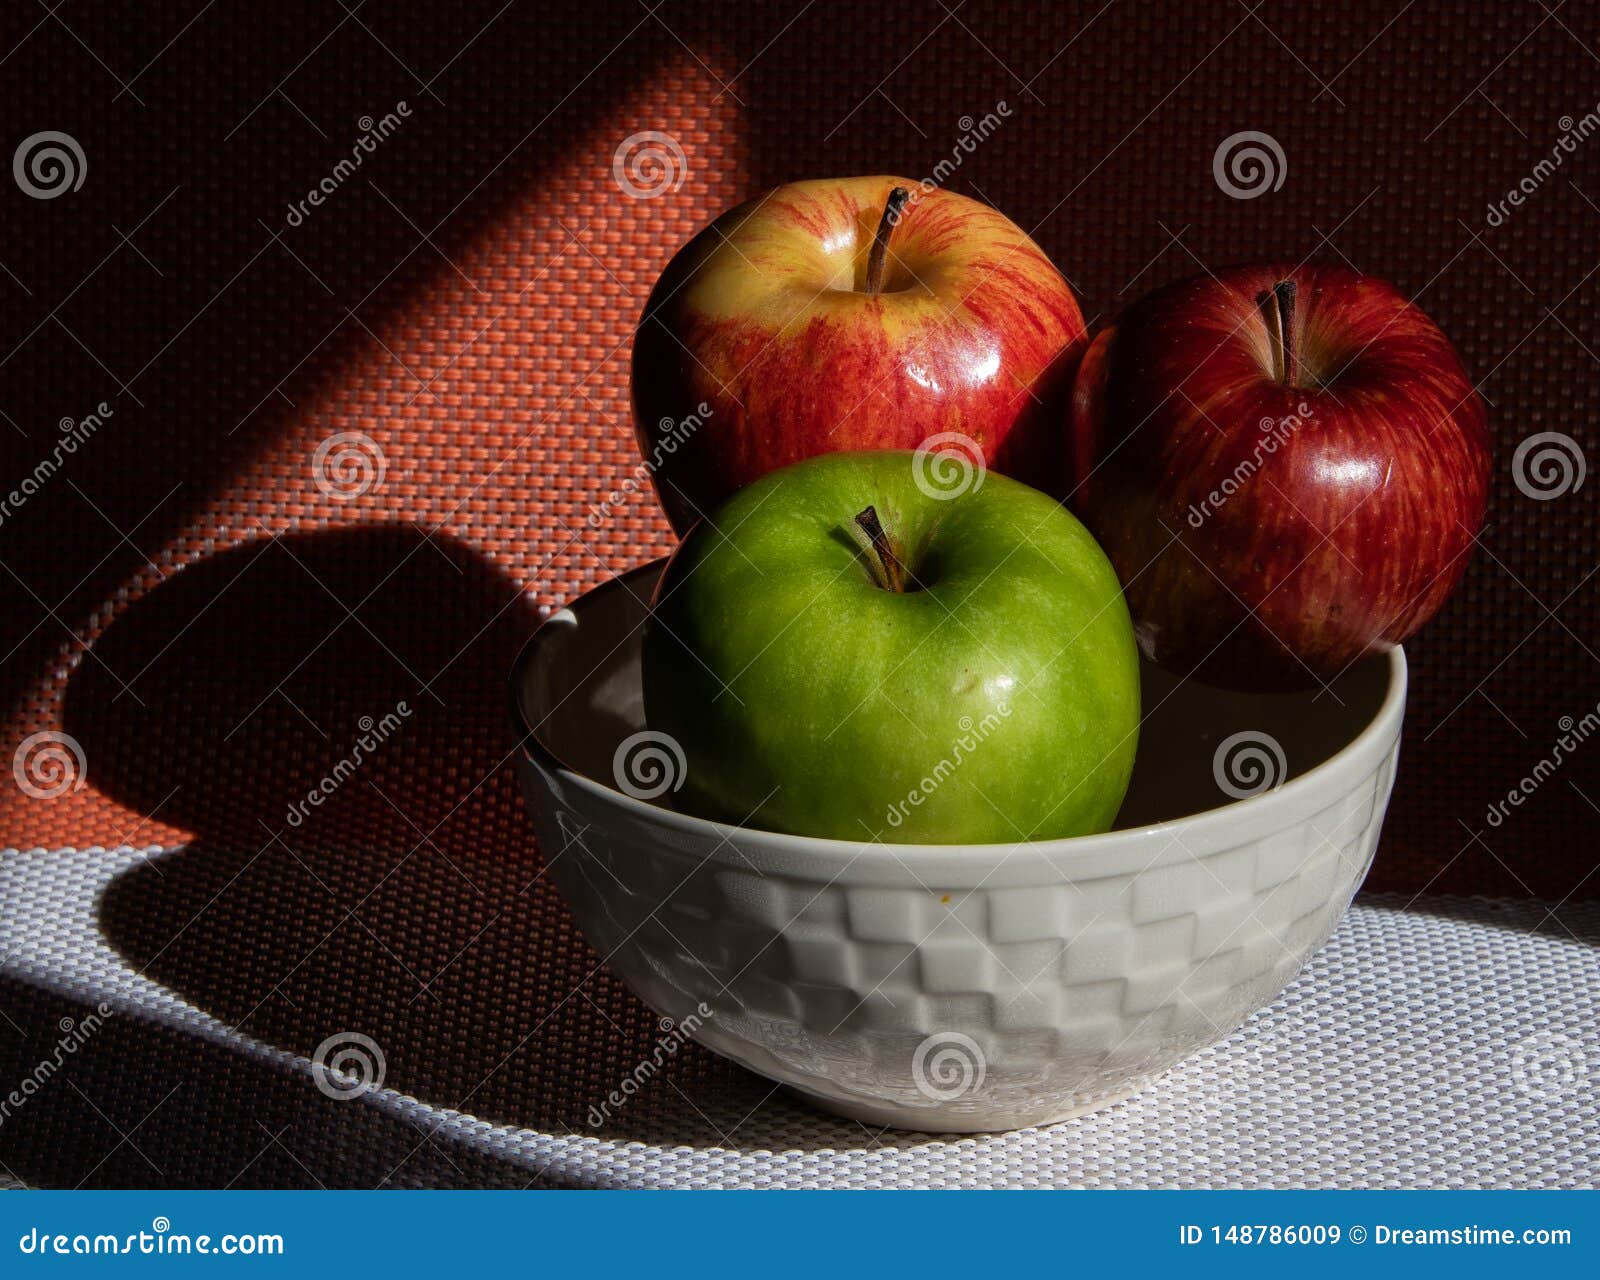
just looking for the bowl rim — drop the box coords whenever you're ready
[510,560,1407,866]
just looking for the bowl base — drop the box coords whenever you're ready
[781,1078,1151,1135]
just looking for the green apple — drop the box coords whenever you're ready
[641,450,1140,843]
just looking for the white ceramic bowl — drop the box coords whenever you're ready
[511,561,1405,1133]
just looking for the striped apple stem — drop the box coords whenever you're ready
[864,187,911,295]
[1274,280,1299,387]
[1257,280,1299,386]
[855,505,907,592]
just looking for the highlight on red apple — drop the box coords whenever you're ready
[1067,263,1491,689]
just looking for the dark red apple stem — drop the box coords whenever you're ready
[865,187,911,296]
[1258,280,1299,386]
[855,505,906,592]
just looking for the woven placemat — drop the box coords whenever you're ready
[0,846,1594,1188]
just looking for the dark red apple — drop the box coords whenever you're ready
[632,176,1086,534]
[1068,264,1490,688]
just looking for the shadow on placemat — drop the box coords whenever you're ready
[0,976,550,1189]
[67,526,880,1153]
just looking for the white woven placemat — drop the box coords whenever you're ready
[0,845,1594,1188]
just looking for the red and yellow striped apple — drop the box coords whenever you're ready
[632,176,1086,534]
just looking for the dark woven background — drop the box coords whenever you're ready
[0,0,1596,1191]
[4,0,1597,888]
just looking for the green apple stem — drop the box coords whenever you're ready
[1257,279,1299,386]
[864,187,911,295]
[855,505,908,592]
